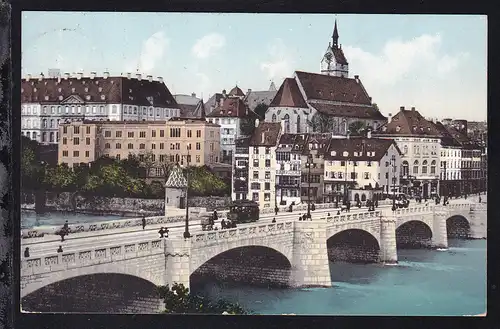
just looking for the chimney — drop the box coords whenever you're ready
[147,75,153,82]
[127,73,131,79]
[261,132,265,142]
[388,113,392,123]
[255,118,260,128]
[222,89,227,97]
[191,92,196,98]
[26,74,31,81]
[90,72,96,79]
[411,107,415,111]
[64,72,70,80]
[57,76,61,83]
[38,73,44,81]
[367,130,372,139]
[136,73,142,80]
[158,76,163,84]
[400,106,405,111]
[103,71,109,79]
[248,89,252,94]
[354,75,359,82]
[77,72,83,80]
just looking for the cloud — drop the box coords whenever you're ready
[343,34,469,85]
[137,31,169,73]
[260,38,294,81]
[192,33,226,59]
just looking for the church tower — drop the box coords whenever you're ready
[320,19,349,78]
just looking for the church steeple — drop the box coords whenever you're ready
[332,19,339,48]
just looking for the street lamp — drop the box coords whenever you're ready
[391,155,397,211]
[306,154,313,218]
[182,145,191,239]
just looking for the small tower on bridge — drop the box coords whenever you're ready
[164,164,188,217]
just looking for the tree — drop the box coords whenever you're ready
[254,103,268,119]
[309,112,334,133]
[138,151,157,178]
[157,283,250,314]
[148,180,165,198]
[348,121,367,136]
[239,117,257,137]
[21,136,47,191]
[43,163,77,191]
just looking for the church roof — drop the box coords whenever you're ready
[332,47,348,65]
[243,89,278,113]
[311,103,386,121]
[269,82,277,91]
[295,71,371,104]
[374,108,442,137]
[165,165,187,189]
[269,78,308,108]
[228,86,245,97]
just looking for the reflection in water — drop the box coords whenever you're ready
[193,239,486,315]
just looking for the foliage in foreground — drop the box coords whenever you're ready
[157,283,251,314]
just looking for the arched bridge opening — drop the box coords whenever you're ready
[21,273,162,313]
[190,246,292,290]
[447,215,471,239]
[327,229,380,263]
[396,221,433,249]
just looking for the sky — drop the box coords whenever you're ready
[22,12,487,121]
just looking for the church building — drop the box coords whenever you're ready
[265,20,386,136]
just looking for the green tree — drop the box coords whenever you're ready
[148,180,165,198]
[309,112,334,133]
[187,166,228,196]
[348,121,367,136]
[21,136,47,191]
[157,283,250,314]
[254,103,268,119]
[239,117,257,136]
[138,151,157,178]
[43,163,77,191]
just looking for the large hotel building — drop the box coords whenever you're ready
[58,118,221,176]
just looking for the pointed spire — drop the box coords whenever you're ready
[332,19,339,48]
[269,81,277,91]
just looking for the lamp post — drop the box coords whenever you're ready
[183,145,191,239]
[391,155,397,211]
[306,154,313,218]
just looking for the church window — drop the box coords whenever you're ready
[272,114,277,122]
[296,115,301,133]
[283,114,290,133]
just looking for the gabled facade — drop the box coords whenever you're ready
[300,134,331,204]
[21,72,180,145]
[232,136,250,201]
[374,106,442,198]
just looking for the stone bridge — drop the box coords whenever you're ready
[21,201,485,310]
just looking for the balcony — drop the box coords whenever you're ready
[276,170,301,176]
[276,182,301,188]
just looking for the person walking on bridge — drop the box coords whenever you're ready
[141,216,146,230]
[24,247,30,258]
[57,245,63,253]
[272,218,276,223]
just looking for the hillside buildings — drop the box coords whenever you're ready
[57,118,221,178]
[264,21,386,136]
[21,72,181,145]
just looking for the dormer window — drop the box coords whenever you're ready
[85,87,88,92]
[21,88,24,93]
[101,95,105,100]
[396,126,401,132]
[44,96,49,101]
[129,89,132,93]
[343,151,349,157]
[98,87,102,92]
[95,81,99,84]
[71,88,75,93]
[82,81,86,84]
[33,88,37,92]
[413,126,417,131]
[330,151,336,156]
[86,95,91,101]
[354,151,358,156]
[111,80,114,84]
[69,81,72,85]
[58,95,63,100]
[58,88,62,92]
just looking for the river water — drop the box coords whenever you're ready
[22,211,486,316]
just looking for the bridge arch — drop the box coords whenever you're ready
[190,245,292,288]
[21,259,164,299]
[327,229,381,263]
[446,215,471,239]
[396,220,433,248]
[21,273,162,313]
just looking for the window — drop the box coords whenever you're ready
[73,151,79,157]
[128,143,134,149]
[73,137,80,145]
[104,131,111,137]
[265,159,271,167]
[116,154,121,161]
[140,131,146,138]
[367,161,372,167]
[251,183,260,190]
[151,130,156,138]
[253,159,259,167]
[42,119,47,128]
[364,172,370,179]
[265,171,271,179]
[116,131,122,138]
[430,160,436,174]
[253,147,259,154]
[422,160,428,174]
[170,128,181,138]
[62,150,68,157]
[265,147,271,154]
[105,143,110,149]
[160,130,164,137]
[196,155,200,163]
[187,130,192,138]
[160,143,164,150]
[140,143,146,149]
[196,143,201,150]
[403,145,408,154]
[413,160,419,174]
[252,193,259,201]
[86,137,91,145]
[86,126,91,134]
[152,143,156,149]
[43,106,48,114]
[63,126,68,134]
[341,161,345,166]
[116,143,121,149]
[196,130,201,138]
[264,182,270,190]
[128,132,134,138]
[85,151,90,158]
[62,137,67,145]
[49,132,54,142]
[264,193,271,201]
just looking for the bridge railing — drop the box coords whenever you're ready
[325,210,382,223]
[21,238,165,276]
[191,221,294,247]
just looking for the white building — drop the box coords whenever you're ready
[265,21,386,136]
[322,134,403,203]
[434,121,463,196]
[21,71,181,145]
[374,106,442,199]
[247,121,283,209]
[232,136,250,201]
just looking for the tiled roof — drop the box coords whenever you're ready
[323,137,400,162]
[445,125,481,150]
[165,165,187,189]
[178,104,198,117]
[173,94,200,106]
[192,100,207,119]
[278,133,309,153]
[434,121,462,148]
[332,47,348,65]
[249,122,282,147]
[295,71,371,104]
[243,90,278,112]
[21,76,179,108]
[228,86,245,97]
[374,108,442,137]
[207,97,258,119]
[302,133,332,155]
[311,103,386,120]
[269,78,308,108]
[204,93,224,111]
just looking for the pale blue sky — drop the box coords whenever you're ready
[22,12,487,121]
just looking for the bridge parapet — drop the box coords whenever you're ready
[325,210,381,223]
[191,221,294,248]
[21,238,164,277]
